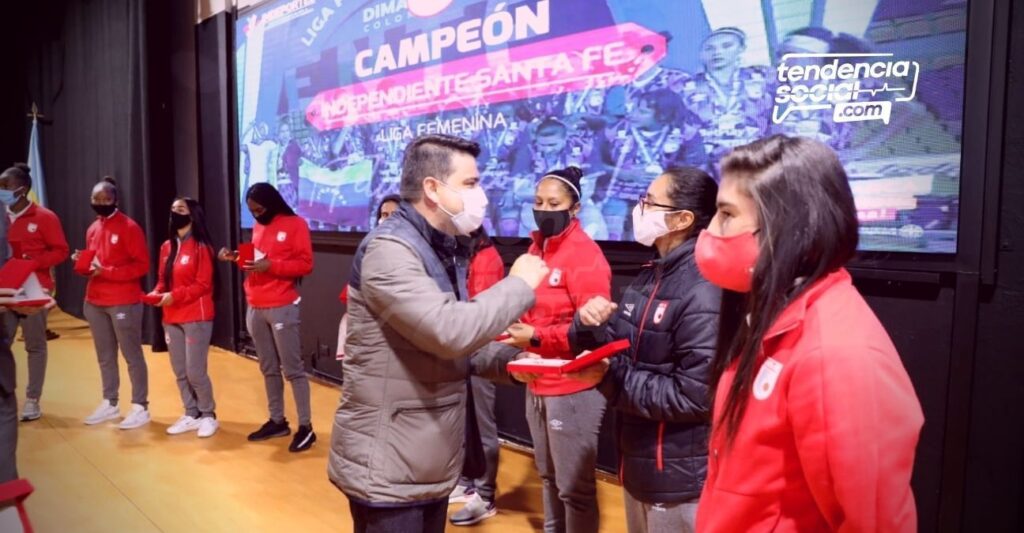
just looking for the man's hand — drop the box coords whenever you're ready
[509,254,550,289]
[157,292,174,308]
[501,323,535,349]
[579,296,618,327]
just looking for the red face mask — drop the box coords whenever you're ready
[695,229,760,293]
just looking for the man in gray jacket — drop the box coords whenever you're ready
[329,134,548,533]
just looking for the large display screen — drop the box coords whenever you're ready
[235,0,967,252]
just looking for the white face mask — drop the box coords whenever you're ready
[632,203,679,247]
[433,179,489,236]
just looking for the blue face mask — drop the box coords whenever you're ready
[0,189,20,207]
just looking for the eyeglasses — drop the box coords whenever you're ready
[638,194,684,215]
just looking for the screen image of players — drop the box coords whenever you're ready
[684,27,773,168]
[601,89,706,241]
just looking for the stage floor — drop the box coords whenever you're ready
[12,310,625,532]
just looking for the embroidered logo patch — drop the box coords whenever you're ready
[276,231,287,242]
[273,322,285,331]
[116,312,127,321]
[111,234,119,244]
[653,302,668,325]
[180,255,190,265]
[27,223,38,233]
[623,303,635,317]
[549,268,562,286]
[753,357,784,401]
[549,419,564,431]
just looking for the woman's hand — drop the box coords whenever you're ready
[71,250,81,263]
[157,292,174,308]
[579,296,617,327]
[564,357,610,388]
[501,323,535,349]
[509,352,543,384]
[217,247,239,262]
[242,258,271,273]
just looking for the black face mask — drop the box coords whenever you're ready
[533,209,572,238]
[92,204,116,217]
[253,211,275,226]
[170,212,192,231]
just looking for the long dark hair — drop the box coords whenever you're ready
[246,182,296,218]
[163,198,217,296]
[710,135,859,445]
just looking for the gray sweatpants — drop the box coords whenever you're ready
[165,321,216,418]
[458,375,500,501]
[3,309,48,400]
[246,305,310,426]
[525,387,607,533]
[623,491,698,533]
[83,302,148,407]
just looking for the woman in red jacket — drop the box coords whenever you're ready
[0,163,69,422]
[506,166,612,533]
[75,177,152,430]
[149,198,218,438]
[218,183,315,452]
[694,135,924,532]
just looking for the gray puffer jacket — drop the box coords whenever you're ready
[328,203,534,505]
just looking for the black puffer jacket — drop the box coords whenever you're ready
[571,239,720,503]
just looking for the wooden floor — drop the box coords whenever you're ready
[12,311,625,532]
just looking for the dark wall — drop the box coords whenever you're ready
[962,0,1024,529]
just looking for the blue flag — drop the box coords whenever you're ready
[27,117,46,208]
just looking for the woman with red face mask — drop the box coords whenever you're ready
[694,135,924,532]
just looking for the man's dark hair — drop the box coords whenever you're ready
[399,134,481,202]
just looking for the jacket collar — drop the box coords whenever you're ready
[98,209,123,223]
[647,238,696,274]
[530,217,581,254]
[395,202,469,259]
[8,202,35,220]
[764,268,851,340]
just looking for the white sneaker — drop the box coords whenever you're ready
[448,484,476,504]
[118,404,151,430]
[450,493,498,526]
[166,415,201,435]
[84,400,121,425]
[20,398,41,421]
[197,417,219,438]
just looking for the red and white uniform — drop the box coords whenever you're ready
[244,214,313,308]
[83,210,149,306]
[7,203,69,291]
[153,236,215,324]
[698,269,924,532]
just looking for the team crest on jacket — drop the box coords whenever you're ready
[111,234,119,244]
[180,255,191,265]
[753,357,784,400]
[624,303,635,317]
[27,223,38,233]
[549,268,562,286]
[277,231,287,242]
[653,301,668,324]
